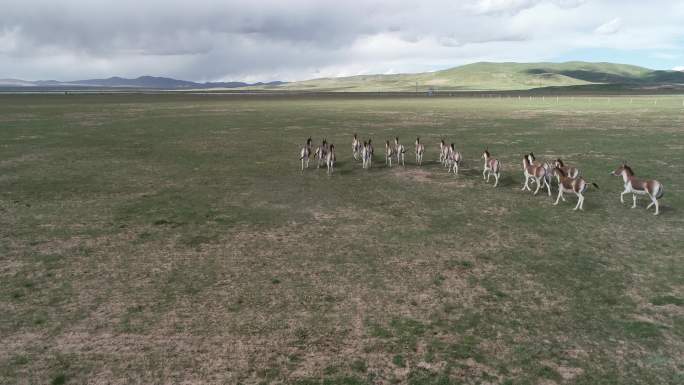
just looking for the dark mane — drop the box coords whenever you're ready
[483,149,490,157]
[554,166,566,177]
[529,152,536,161]
[556,158,564,167]
[623,165,634,176]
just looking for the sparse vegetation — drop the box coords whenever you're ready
[1,93,683,384]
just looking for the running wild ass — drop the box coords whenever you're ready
[554,159,580,179]
[314,139,329,169]
[385,140,396,167]
[440,139,452,167]
[326,144,336,174]
[447,143,463,174]
[415,137,425,166]
[553,167,598,211]
[527,153,553,193]
[299,137,312,170]
[394,137,406,167]
[362,141,373,169]
[611,164,664,215]
[482,149,501,187]
[352,133,362,161]
[522,154,551,196]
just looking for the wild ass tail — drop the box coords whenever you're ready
[656,183,664,199]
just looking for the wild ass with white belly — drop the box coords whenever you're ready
[415,137,425,166]
[611,164,664,215]
[440,139,452,167]
[314,139,329,169]
[362,141,373,169]
[482,148,501,187]
[553,167,598,211]
[527,153,553,194]
[385,140,396,168]
[554,158,580,179]
[326,144,336,175]
[522,155,551,196]
[352,133,362,161]
[447,143,463,174]
[394,137,407,167]
[299,137,312,170]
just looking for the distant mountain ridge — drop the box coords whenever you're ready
[252,61,684,92]
[0,76,285,89]
[3,61,684,91]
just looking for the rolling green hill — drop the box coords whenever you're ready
[255,61,684,92]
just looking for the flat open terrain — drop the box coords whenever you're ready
[1,94,683,384]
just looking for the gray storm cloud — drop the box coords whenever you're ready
[1,0,683,81]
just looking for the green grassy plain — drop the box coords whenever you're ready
[1,94,683,384]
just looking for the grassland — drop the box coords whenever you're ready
[253,62,684,92]
[1,93,683,384]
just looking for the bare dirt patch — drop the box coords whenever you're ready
[391,168,476,188]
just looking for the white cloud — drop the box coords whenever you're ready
[594,18,622,35]
[674,66,684,71]
[0,0,683,81]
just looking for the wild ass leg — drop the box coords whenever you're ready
[647,193,660,215]
[620,189,628,204]
[493,172,499,187]
[554,189,563,205]
[631,194,637,208]
[545,178,551,196]
[522,174,530,191]
[574,192,583,211]
[533,177,542,195]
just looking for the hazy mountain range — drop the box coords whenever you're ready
[0,76,284,89]
[2,62,684,91]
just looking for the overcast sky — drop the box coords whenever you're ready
[1,0,683,82]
